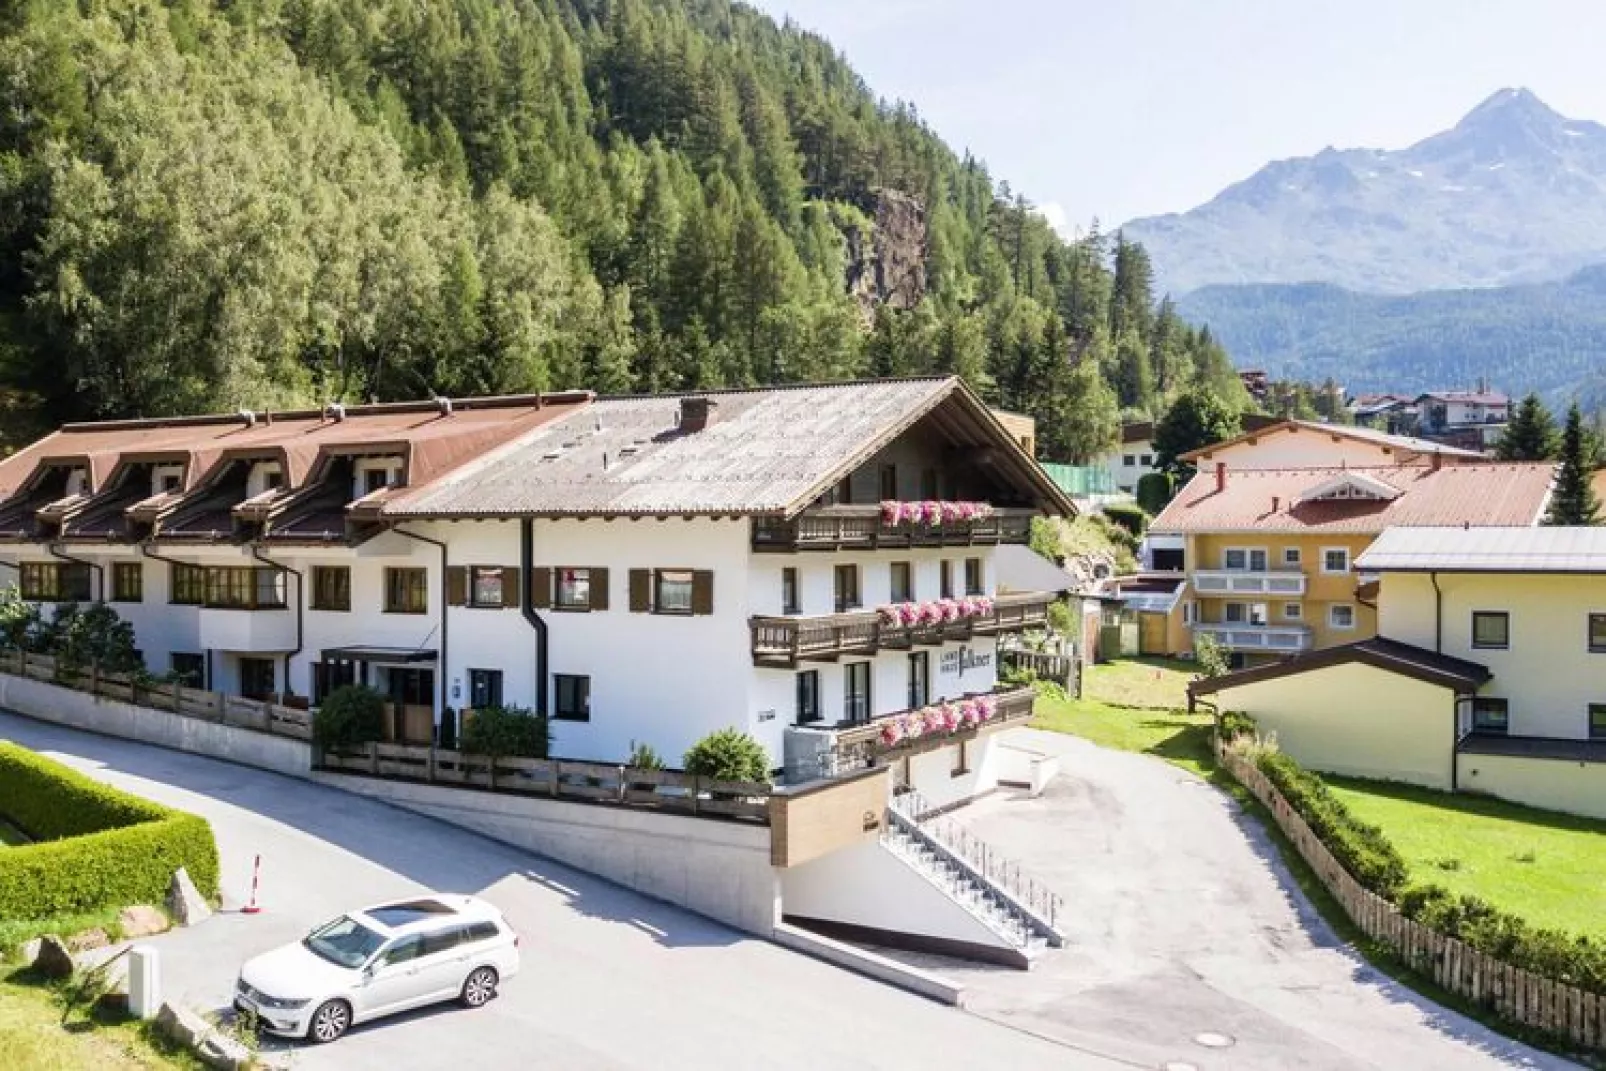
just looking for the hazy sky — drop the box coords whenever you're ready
[750,0,1606,233]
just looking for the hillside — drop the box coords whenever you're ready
[1125,88,1606,295]
[0,0,1245,460]
[1176,266,1606,407]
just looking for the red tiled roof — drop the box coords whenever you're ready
[1150,463,1554,534]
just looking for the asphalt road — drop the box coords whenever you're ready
[904,728,1575,1071]
[0,713,1117,1071]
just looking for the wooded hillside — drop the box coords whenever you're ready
[0,0,1243,457]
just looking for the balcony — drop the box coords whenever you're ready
[1192,570,1308,596]
[752,505,1037,552]
[750,591,1055,668]
[783,685,1037,780]
[1191,621,1313,654]
[197,607,298,652]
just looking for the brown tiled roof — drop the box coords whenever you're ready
[386,378,1075,518]
[1150,463,1553,534]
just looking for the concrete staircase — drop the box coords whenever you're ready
[883,792,1064,956]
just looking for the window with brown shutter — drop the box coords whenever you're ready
[501,567,521,609]
[528,567,552,609]
[591,567,610,610]
[445,566,467,607]
[690,570,714,615]
[469,566,505,608]
[629,569,650,612]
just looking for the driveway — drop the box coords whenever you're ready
[919,728,1574,1071]
[0,713,1119,1071]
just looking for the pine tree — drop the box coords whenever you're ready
[1496,394,1560,461]
[1547,404,1601,526]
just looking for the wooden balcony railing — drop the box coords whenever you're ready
[752,505,1037,552]
[751,591,1056,667]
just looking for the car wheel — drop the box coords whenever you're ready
[460,966,498,1008]
[307,999,352,1044]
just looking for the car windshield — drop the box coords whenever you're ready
[302,915,387,969]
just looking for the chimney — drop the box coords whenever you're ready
[324,402,346,422]
[1215,462,1227,493]
[434,395,453,417]
[1271,495,1281,513]
[679,397,717,434]
[237,409,256,428]
[1430,450,1443,472]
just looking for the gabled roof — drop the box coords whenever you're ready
[386,378,1076,519]
[1150,463,1553,535]
[1188,637,1491,698]
[1356,526,1606,573]
[1294,470,1403,505]
[1415,391,1509,406]
[1179,419,1485,464]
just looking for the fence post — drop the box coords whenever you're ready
[692,775,701,816]
[549,759,560,797]
[427,742,437,784]
[617,765,627,803]
[368,741,378,775]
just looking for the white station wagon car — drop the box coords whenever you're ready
[236,895,520,1043]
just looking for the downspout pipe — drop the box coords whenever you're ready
[140,541,204,686]
[521,519,549,716]
[47,542,104,604]
[1430,571,1443,654]
[250,543,303,700]
[390,525,449,727]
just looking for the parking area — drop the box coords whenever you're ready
[0,713,1114,1071]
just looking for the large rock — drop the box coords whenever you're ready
[197,1032,255,1071]
[66,928,109,953]
[155,1001,212,1048]
[119,905,170,938]
[167,868,212,927]
[32,935,76,979]
[842,187,929,323]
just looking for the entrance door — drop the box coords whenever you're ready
[239,657,275,701]
[386,667,435,743]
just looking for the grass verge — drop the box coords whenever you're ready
[0,962,198,1070]
[0,908,128,960]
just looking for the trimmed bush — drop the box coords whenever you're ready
[313,684,387,750]
[683,728,770,784]
[1218,709,1257,740]
[1135,471,1176,515]
[460,704,552,760]
[1102,502,1149,538]
[1254,750,1408,898]
[0,742,218,919]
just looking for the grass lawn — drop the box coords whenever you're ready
[1031,688,1215,778]
[0,965,193,1070]
[1081,656,1197,710]
[1326,777,1606,941]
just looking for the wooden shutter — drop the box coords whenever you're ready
[691,570,714,616]
[501,567,521,609]
[590,568,610,611]
[628,569,650,613]
[528,567,551,609]
[446,566,467,607]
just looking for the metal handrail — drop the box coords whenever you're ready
[888,791,1064,932]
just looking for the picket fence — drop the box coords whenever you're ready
[1220,743,1605,1052]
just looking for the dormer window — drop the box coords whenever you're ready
[365,469,392,495]
[247,462,284,498]
[63,468,89,498]
[1294,472,1402,506]
[354,458,403,500]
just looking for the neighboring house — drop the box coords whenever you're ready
[1191,526,1606,822]
[1178,419,1486,473]
[0,378,1072,809]
[1414,390,1510,435]
[991,409,1037,459]
[1104,422,1159,494]
[1147,461,1554,666]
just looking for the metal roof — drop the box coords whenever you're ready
[1356,526,1606,573]
[386,378,1075,519]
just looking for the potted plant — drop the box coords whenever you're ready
[626,740,665,795]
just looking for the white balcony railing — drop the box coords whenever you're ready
[1191,570,1308,596]
[1191,622,1313,653]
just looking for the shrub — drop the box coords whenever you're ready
[52,603,143,675]
[0,743,218,920]
[460,704,552,760]
[627,741,664,771]
[1193,632,1230,678]
[683,729,771,785]
[1254,750,1409,898]
[1135,471,1176,515]
[1218,709,1257,740]
[1102,502,1149,539]
[313,684,387,750]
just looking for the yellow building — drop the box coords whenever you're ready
[1148,462,1553,667]
[1191,526,1606,822]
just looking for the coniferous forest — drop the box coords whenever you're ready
[0,0,1247,458]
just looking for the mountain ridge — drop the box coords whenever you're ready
[1124,88,1606,295]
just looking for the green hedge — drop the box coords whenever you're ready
[1253,750,1408,898]
[1255,746,1606,999]
[0,742,219,919]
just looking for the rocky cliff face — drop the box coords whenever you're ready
[843,188,928,320]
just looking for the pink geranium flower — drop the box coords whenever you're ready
[880,721,903,747]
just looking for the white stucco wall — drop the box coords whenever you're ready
[1458,753,1606,822]
[1379,571,1606,740]
[1212,661,1458,789]
[1191,430,1398,472]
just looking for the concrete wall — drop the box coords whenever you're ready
[0,672,311,778]
[1458,753,1606,822]
[1380,571,1606,740]
[313,770,779,935]
[1213,661,1457,789]
[781,839,1014,953]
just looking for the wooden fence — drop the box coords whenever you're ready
[0,649,312,741]
[1000,649,1078,694]
[1219,743,1606,1052]
[318,742,772,824]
